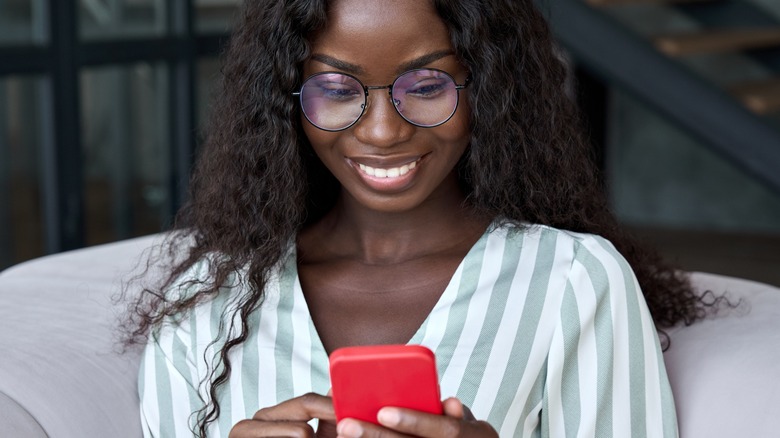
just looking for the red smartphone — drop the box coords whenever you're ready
[329,344,443,424]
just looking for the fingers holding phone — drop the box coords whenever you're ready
[230,345,497,438]
[228,392,337,438]
[335,400,498,438]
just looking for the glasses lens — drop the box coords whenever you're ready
[299,73,365,131]
[392,69,458,127]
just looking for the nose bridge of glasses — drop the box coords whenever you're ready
[364,84,394,99]
[362,84,399,110]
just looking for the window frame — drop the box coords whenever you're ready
[0,0,230,259]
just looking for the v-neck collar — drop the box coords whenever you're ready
[287,221,495,356]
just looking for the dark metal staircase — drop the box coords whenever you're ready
[536,0,780,194]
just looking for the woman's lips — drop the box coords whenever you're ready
[347,156,424,191]
[357,159,418,178]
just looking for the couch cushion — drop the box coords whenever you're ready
[0,234,163,438]
[664,272,780,438]
[0,391,47,438]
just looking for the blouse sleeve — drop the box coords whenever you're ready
[139,321,204,438]
[541,234,679,438]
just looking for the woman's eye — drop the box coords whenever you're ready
[406,80,447,98]
[317,84,361,101]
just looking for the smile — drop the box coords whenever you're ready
[357,160,419,178]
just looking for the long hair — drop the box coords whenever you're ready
[126,0,709,435]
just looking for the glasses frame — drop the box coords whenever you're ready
[292,68,472,132]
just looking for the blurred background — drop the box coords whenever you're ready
[1,0,779,285]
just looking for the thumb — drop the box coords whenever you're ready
[442,397,465,419]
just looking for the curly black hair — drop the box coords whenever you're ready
[125,0,712,436]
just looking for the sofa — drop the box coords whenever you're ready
[1,234,779,437]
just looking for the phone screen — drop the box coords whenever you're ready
[329,344,443,424]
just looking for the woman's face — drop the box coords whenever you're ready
[301,0,471,215]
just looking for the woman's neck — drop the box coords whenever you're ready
[298,180,491,266]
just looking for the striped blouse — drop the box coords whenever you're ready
[139,223,678,437]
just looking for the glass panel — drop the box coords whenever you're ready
[608,89,780,235]
[0,0,46,45]
[81,63,171,246]
[0,76,46,270]
[79,0,166,40]
[196,0,240,33]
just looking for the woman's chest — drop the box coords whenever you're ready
[297,257,460,352]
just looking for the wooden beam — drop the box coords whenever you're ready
[655,29,780,56]
[730,77,780,114]
[586,0,715,6]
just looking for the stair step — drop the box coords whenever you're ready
[586,0,714,6]
[655,29,780,56]
[729,78,780,114]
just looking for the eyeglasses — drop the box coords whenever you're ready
[292,68,471,132]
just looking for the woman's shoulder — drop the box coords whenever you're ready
[163,253,229,300]
[492,220,620,255]
[490,220,634,284]
[166,242,294,295]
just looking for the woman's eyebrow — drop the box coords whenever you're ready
[396,50,455,74]
[310,54,365,75]
[309,50,456,76]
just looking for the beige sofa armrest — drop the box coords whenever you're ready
[664,272,780,438]
[0,234,162,438]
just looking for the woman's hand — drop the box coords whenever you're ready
[229,392,338,438]
[336,397,498,438]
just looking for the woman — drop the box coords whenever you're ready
[131,0,707,436]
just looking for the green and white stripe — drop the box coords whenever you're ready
[139,223,678,437]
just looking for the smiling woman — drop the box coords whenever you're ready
[128,0,712,437]
[298,0,472,217]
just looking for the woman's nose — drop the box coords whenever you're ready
[352,89,415,148]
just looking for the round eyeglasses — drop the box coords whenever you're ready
[292,68,471,132]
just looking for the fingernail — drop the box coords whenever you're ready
[378,408,401,426]
[337,419,363,437]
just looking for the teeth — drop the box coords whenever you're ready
[358,160,419,179]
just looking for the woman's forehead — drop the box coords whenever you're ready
[309,0,452,68]
[317,0,446,43]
